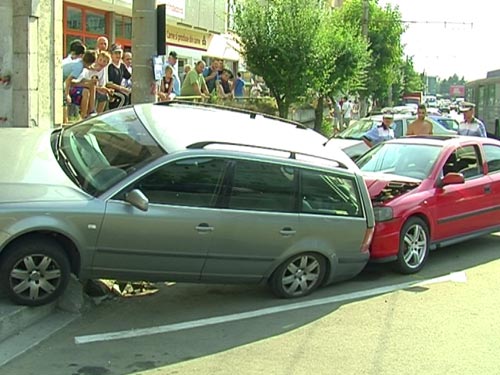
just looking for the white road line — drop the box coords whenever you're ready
[74,271,466,345]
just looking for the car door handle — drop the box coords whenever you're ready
[196,223,214,233]
[280,227,296,236]
[484,185,491,194]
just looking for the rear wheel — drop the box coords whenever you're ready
[270,252,326,298]
[0,237,71,306]
[396,217,430,274]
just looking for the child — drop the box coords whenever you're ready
[80,51,114,113]
[64,50,97,119]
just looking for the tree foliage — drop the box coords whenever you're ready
[337,0,405,103]
[309,10,370,129]
[391,56,425,104]
[234,0,321,117]
[437,74,466,97]
[310,11,370,96]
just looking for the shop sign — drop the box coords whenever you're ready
[167,24,211,51]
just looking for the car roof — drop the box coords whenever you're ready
[369,114,414,121]
[384,135,500,147]
[134,101,358,170]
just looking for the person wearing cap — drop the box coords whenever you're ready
[362,113,395,147]
[407,104,433,136]
[106,44,131,109]
[457,102,487,137]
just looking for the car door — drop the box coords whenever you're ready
[201,159,299,283]
[432,144,493,240]
[92,157,229,281]
[482,143,500,224]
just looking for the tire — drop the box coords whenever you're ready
[395,217,430,274]
[270,252,326,298]
[0,237,71,306]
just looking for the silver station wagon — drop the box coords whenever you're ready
[0,102,375,306]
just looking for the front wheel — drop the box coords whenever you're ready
[395,217,430,274]
[0,237,71,306]
[270,252,326,298]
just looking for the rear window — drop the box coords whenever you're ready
[300,169,362,217]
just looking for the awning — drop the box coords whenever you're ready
[205,34,241,61]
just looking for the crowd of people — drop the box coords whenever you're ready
[61,37,249,123]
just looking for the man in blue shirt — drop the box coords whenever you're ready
[457,102,487,137]
[362,113,395,147]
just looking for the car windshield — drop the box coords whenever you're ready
[436,118,459,131]
[56,108,165,196]
[337,118,376,139]
[356,142,442,180]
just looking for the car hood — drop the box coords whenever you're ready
[0,128,87,203]
[362,171,421,203]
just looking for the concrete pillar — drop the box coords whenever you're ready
[0,0,13,127]
[131,0,158,104]
[12,0,61,129]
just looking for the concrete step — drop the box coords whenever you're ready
[0,298,57,343]
[0,308,77,367]
[0,277,84,368]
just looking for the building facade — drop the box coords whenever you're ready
[63,0,238,74]
[0,0,239,128]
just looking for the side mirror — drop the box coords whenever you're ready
[438,172,465,188]
[125,189,149,211]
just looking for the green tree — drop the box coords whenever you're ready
[337,0,405,106]
[391,56,424,104]
[234,0,321,118]
[310,10,370,131]
[437,74,466,97]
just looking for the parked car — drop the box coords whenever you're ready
[356,135,500,273]
[0,101,375,306]
[429,115,459,132]
[327,114,457,160]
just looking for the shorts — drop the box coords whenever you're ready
[96,92,108,103]
[70,86,84,106]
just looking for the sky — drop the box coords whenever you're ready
[378,0,498,81]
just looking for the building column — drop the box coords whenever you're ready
[12,0,62,129]
[0,0,13,127]
[131,0,158,104]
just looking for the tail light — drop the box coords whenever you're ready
[360,227,374,254]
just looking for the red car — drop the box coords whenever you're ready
[356,135,500,273]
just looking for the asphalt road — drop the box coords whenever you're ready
[2,233,500,375]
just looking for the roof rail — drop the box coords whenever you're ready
[154,99,308,129]
[187,141,348,169]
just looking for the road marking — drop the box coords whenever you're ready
[74,271,467,345]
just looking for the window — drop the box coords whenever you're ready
[115,15,132,39]
[484,145,500,174]
[63,4,108,56]
[393,120,403,138]
[136,158,228,207]
[86,11,106,34]
[228,160,296,213]
[301,170,362,217]
[67,7,82,30]
[442,145,483,179]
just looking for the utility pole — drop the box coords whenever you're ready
[131,0,158,104]
[360,0,370,116]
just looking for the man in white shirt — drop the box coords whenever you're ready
[341,96,352,128]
